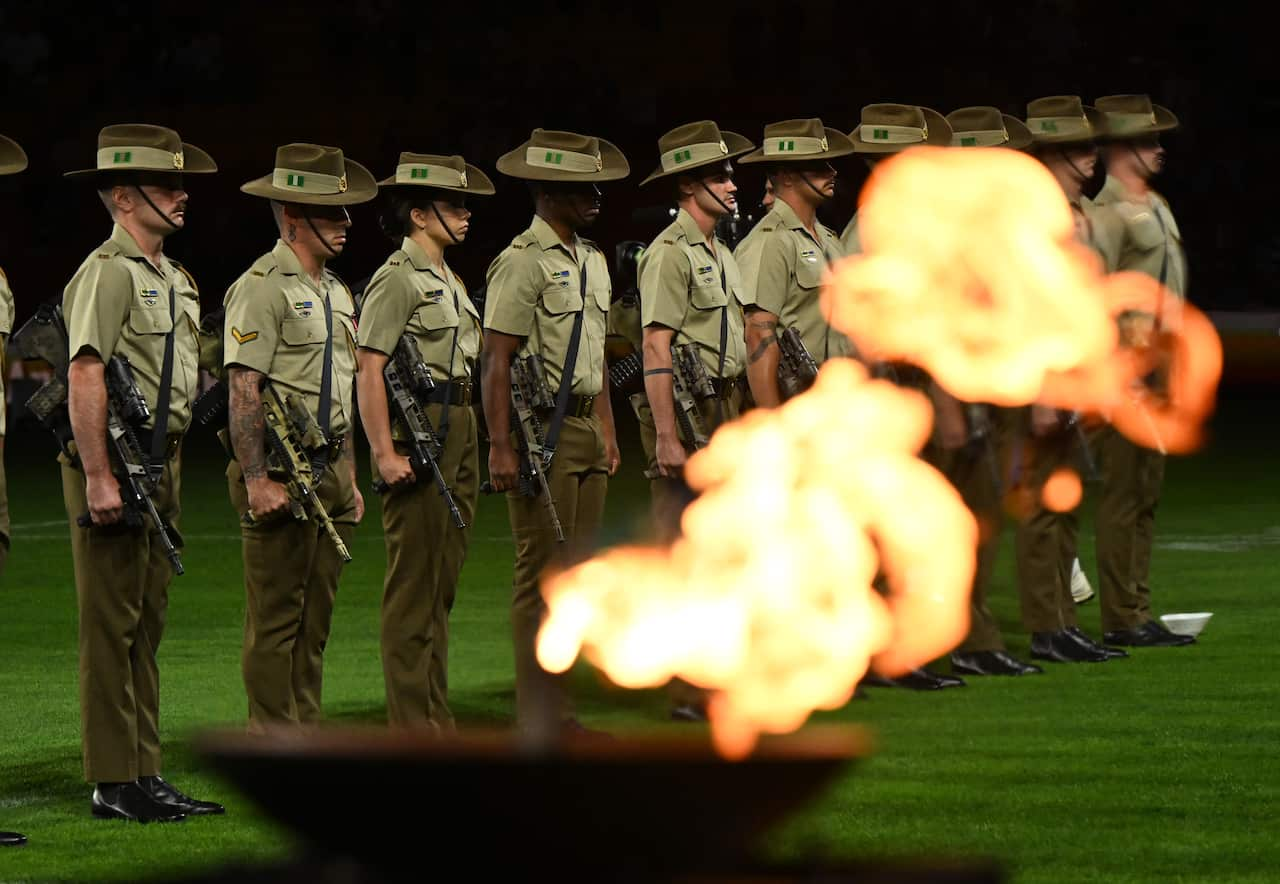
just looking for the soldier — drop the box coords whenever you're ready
[1,132,27,847]
[482,129,627,734]
[634,121,755,720]
[223,144,377,731]
[1088,94,1194,648]
[61,125,223,820]
[1017,96,1128,663]
[940,108,1043,677]
[0,134,25,585]
[357,153,494,729]
[843,105,970,690]
[734,118,856,409]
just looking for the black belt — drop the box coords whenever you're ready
[539,394,595,420]
[425,379,472,407]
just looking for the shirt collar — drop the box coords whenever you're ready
[109,223,150,261]
[770,198,807,232]
[400,236,435,272]
[530,214,579,257]
[675,208,713,250]
[272,239,308,277]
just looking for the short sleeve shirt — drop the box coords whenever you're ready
[222,240,358,437]
[1093,175,1187,299]
[638,208,747,379]
[61,224,202,433]
[484,215,610,396]
[358,237,481,381]
[734,198,852,363]
[0,267,14,435]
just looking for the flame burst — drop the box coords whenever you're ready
[538,146,1221,758]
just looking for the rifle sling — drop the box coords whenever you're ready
[436,276,463,450]
[148,285,177,481]
[714,263,729,427]
[541,258,587,468]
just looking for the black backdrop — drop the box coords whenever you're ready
[0,0,1270,323]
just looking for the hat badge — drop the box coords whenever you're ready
[459,168,468,187]
[173,151,184,170]
[338,174,348,193]
[819,136,829,151]
[594,153,603,172]
[718,140,728,154]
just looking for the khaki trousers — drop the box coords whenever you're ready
[228,454,358,732]
[633,386,743,707]
[1093,425,1165,631]
[1014,427,1080,633]
[378,404,479,730]
[507,413,609,729]
[927,437,1007,652]
[62,448,182,783]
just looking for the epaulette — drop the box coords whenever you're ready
[760,226,776,233]
[388,259,401,267]
[661,239,675,245]
[248,252,279,277]
[510,244,526,250]
[97,253,113,260]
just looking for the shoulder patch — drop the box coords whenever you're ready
[230,326,258,344]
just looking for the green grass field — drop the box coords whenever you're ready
[1,390,1277,883]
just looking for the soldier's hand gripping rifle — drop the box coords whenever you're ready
[481,355,565,543]
[372,334,466,529]
[11,305,184,575]
[776,326,819,401]
[244,383,352,563]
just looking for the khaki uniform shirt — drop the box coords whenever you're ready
[1076,195,1124,273]
[62,224,202,434]
[222,240,358,437]
[484,215,610,396]
[638,208,747,378]
[734,198,852,362]
[0,267,13,435]
[1093,175,1187,298]
[359,237,481,381]
[839,213,862,255]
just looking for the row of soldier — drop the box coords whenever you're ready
[0,94,1193,830]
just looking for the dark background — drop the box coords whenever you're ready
[0,0,1270,323]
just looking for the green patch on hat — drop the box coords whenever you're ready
[113,151,133,164]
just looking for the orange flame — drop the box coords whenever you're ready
[538,146,1221,758]
[538,360,975,759]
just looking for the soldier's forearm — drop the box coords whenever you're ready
[228,368,269,481]
[595,360,617,439]
[481,350,513,448]
[355,351,395,460]
[342,432,357,484]
[745,315,782,408]
[66,357,112,480]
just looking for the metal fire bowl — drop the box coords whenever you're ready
[198,725,871,878]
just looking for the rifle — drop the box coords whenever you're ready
[608,350,643,393]
[776,326,819,400]
[670,343,712,450]
[371,334,466,529]
[244,382,352,563]
[480,354,565,543]
[11,304,184,575]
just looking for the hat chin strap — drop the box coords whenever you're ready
[696,179,735,218]
[304,208,344,259]
[797,171,832,203]
[134,185,181,231]
[430,201,462,246]
[1058,147,1092,184]
[1127,141,1158,178]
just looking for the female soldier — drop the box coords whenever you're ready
[357,153,494,729]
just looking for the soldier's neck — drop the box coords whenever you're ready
[536,209,578,253]
[779,191,819,238]
[284,239,327,284]
[679,200,718,243]
[117,217,166,268]
[1109,165,1151,198]
[1055,174,1084,204]
[409,230,445,268]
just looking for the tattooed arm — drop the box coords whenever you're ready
[744,308,782,409]
[228,366,291,518]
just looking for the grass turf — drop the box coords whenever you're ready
[0,391,1276,883]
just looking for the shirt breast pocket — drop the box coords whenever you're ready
[280,317,328,346]
[689,277,727,313]
[540,284,581,316]
[413,298,459,332]
[794,254,825,291]
[128,303,174,335]
[1127,212,1166,252]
